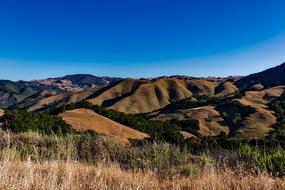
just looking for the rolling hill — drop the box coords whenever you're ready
[2,62,285,141]
[87,78,220,114]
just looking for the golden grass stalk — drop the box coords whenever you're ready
[0,159,285,190]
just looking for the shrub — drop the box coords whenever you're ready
[238,144,285,176]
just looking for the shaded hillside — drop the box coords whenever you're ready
[0,80,61,108]
[237,62,285,89]
[87,78,219,114]
[60,108,148,142]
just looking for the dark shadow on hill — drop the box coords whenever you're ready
[83,79,125,100]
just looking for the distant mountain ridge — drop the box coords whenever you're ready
[33,74,123,91]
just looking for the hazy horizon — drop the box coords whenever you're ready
[1,0,285,80]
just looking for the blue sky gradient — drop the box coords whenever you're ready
[1,0,285,80]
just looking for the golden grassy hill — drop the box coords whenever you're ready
[109,78,193,113]
[60,108,148,141]
[86,78,218,114]
[215,81,238,97]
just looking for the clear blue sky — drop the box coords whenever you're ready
[1,0,285,80]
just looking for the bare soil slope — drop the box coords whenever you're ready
[0,108,4,117]
[61,108,148,141]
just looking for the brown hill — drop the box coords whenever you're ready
[60,108,148,141]
[87,78,218,114]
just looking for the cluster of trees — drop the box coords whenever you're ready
[1,110,73,135]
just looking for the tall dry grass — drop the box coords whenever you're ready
[0,129,285,189]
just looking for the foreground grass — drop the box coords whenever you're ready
[1,129,285,189]
[1,160,285,190]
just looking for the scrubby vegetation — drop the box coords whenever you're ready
[268,97,285,142]
[1,91,285,189]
